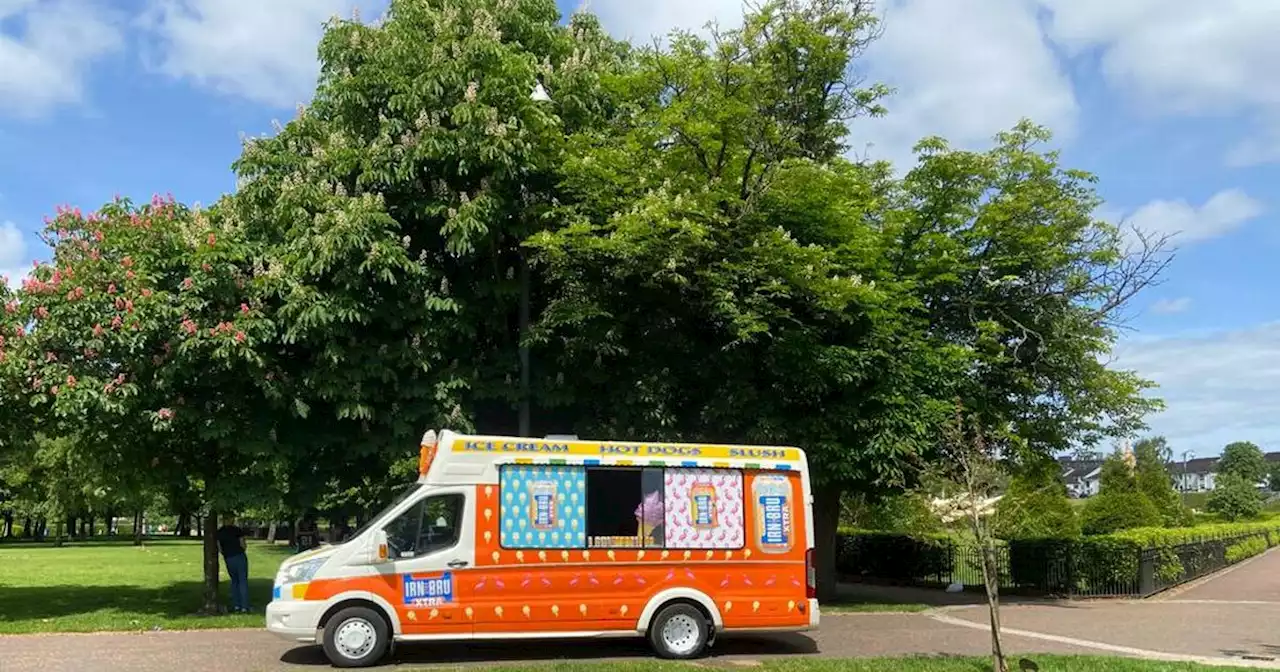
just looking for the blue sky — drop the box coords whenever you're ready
[1,0,1277,459]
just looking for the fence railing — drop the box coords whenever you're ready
[837,530,1273,599]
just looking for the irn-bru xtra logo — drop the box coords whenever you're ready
[402,572,454,607]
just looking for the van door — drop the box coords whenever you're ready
[380,487,476,636]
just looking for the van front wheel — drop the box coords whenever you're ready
[648,603,710,659]
[322,606,390,668]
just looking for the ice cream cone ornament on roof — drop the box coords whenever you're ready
[419,429,438,477]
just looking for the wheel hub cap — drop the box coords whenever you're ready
[661,613,701,655]
[334,618,376,659]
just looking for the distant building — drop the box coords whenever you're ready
[1063,452,1280,497]
[1058,459,1103,498]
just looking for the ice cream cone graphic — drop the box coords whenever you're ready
[484,530,492,544]
[522,605,531,618]
[551,605,560,617]
[725,601,733,612]
[561,550,570,562]
[538,551,547,562]
[491,551,500,563]
[429,609,439,620]
[787,601,796,612]
[494,606,504,618]
[407,611,417,622]
[752,601,760,612]
[607,550,616,561]
[484,508,493,522]
[620,605,629,616]
[579,604,587,616]
[464,607,474,620]
[637,550,646,561]
[516,550,525,563]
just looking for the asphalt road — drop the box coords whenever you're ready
[0,613,1095,672]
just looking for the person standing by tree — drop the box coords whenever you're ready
[216,514,250,613]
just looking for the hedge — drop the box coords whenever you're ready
[837,519,1280,597]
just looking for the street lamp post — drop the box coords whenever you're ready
[519,80,551,437]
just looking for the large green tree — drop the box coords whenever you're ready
[7,198,286,610]
[1218,441,1267,484]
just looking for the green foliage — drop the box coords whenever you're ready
[1133,437,1191,527]
[843,491,942,535]
[1268,464,1280,492]
[993,465,1080,540]
[836,530,956,583]
[1098,451,1138,493]
[1218,441,1266,484]
[1225,535,1268,564]
[1080,490,1161,535]
[1208,472,1263,521]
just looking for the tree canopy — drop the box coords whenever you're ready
[0,0,1169,602]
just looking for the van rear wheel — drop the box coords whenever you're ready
[648,603,710,659]
[322,606,389,668]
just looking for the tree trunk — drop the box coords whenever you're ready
[133,511,144,546]
[267,521,278,544]
[201,513,221,614]
[22,516,31,538]
[971,506,1008,672]
[66,515,78,540]
[86,516,95,538]
[53,520,64,547]
[812,484,843,602]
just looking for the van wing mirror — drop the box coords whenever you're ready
[368,528,390,565]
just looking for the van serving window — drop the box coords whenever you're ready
[584,467,665,549]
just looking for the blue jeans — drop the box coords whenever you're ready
[225,553,250,612]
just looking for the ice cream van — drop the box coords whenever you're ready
[266,429,818,668]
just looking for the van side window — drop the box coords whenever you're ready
[585,467,665,548]
[383,494,464,559]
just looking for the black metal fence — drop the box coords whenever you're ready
[837,530,1273,598]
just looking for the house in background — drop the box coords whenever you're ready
[1058,458,1103,498]
[1060,451,1280,497]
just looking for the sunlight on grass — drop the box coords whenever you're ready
[402,658,1260,672]
[0,539,293,633]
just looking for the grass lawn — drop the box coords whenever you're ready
[0,539,293,633]
[406,659,1262,671]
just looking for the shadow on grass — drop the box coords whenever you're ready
[281,632,820,667]
[0,579,277,626]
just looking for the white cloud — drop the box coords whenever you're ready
[139,0,365,108]
[0,221,30,289]
[1036,0,1280,167]
[1124,188,1264,246]
[1150,297,1192,315]
[0,0,123,118]
[850,0,1078,169]
[587,0,743,44]
[1116,324,1280,455]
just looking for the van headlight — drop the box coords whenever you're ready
[277,558,326,585]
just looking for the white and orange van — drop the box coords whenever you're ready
[266,430,818,667]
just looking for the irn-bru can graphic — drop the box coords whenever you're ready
[531,481,557,531]
[691,483,718,529]
[753,474,792,554]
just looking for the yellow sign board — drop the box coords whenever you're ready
[452,438,799,462]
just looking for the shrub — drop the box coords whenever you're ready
[1208,473,1263,521]
[1226,536,1268,564]
[845,491,943,535]
[1081,490,1161,535]
[836,530,955,584]
[994,470,1080,540]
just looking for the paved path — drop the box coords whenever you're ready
[938,546,1280,666]
[0,614,1094,672]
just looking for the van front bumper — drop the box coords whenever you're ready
[266,599,324,643]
